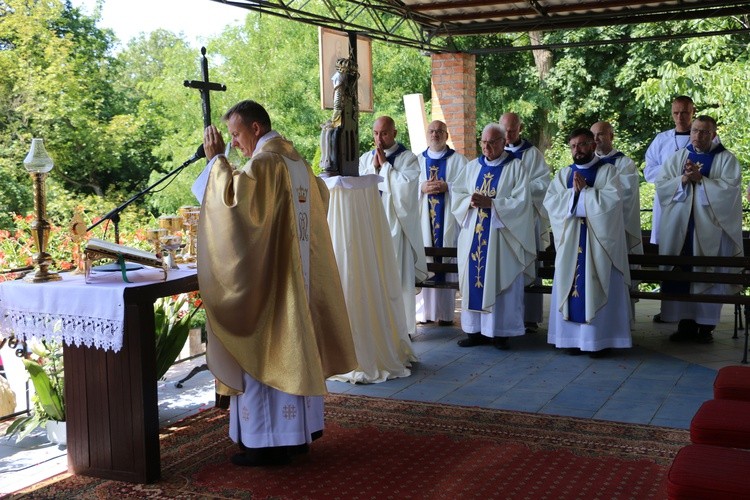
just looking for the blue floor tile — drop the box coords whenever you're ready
[594,399,660,425]
[488,389,557,412]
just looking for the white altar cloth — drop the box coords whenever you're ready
[324,174,416,384]
[0,266,196,352]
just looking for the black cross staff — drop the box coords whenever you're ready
[184,47,226,129]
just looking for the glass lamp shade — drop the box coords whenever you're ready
[23,138,54,174]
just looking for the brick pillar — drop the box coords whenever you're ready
[431,52,477,159]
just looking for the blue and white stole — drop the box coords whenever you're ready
[423,148,455,283]
[566,159,607,323]
[662,143,725,294]
[600,151,624,164]
[467,154,513,311]
[422,148,455,246]
[505,139,533,160]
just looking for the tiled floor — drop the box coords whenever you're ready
[1,297,747,495]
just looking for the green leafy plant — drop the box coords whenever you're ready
[155,292,203,380]
[6,339,65,441]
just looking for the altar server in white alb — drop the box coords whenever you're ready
[452,123,536,350]
[644,95,696,246]
[656,115,743,344]
[500,112,551,332]
[416,120,467,326]
[544,128,631,358]
[359,116,429,339]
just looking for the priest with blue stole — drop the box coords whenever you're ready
[416,120,467,326]
[544,128,631,358]
[452,123,536,350]
[656,115,743,344]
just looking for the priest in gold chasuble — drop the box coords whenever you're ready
[195,100,356,466]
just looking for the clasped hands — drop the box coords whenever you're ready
[682,159,703,184]
[373,147,387,173]
[470,192,492,209]
[422,179,448,195]
[573,171,587,193]
[204,125,226,160]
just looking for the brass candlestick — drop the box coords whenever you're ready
[23,138,61,283]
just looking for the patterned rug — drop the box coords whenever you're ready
[15,394,688,499]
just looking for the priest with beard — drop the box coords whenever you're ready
[452,123,536,350]
[656,115,743,344]
[416,120,467,326]
[196,100,357,466]
[544,128,631,358]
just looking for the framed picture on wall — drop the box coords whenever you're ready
[319,27,373,112]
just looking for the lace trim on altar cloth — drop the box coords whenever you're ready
[0,308,124,352]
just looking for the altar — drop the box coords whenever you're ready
[0,266,199,484]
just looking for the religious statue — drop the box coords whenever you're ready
[320,55,360,177]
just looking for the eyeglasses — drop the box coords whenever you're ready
[481,139,502,146]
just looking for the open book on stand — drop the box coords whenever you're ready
[84,238,168,283]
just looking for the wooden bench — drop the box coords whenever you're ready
[421,243,750,363]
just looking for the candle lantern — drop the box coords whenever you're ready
[23,138,61,283]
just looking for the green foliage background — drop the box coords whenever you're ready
[1,0,750,269]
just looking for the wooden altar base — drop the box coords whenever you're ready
[64,272,199,483]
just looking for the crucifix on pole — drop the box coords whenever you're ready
[184,46,227,129]
[181,46,228,409]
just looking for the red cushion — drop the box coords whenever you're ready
[690,399,750,448]
[668,444,750,498]
[714,366,750,401]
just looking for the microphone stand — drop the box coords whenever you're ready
[87,153,204,270]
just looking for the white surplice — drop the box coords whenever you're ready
[416,147,467,323]
[506,140,551,324]
[655,145,743,325]
[644,129,691,244]
[544,159,632,351]
[359,144,428,337]
[452,153,536,338]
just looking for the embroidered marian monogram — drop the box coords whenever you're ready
[467,155,510,312]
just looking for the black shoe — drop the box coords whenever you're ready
[231,447,291,467]
[438,320,454,326]
[493,337,509,350]
[565,348,584,356]
[669,330,697,342]
[653,313,666,323]
[283,443,310,456]
[457,333,490,347]
[524,322,538,333]
[696,325,715,344]
[589,348,611,358]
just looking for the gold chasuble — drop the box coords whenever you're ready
[198,137,356,397]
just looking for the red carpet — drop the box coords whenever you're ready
[16,394,688,499]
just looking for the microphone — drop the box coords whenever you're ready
[186,144,206,165]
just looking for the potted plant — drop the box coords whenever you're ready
[6,338,66,444]
[154,292,203,380]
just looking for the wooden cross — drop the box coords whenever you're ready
[184,47,227,129]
